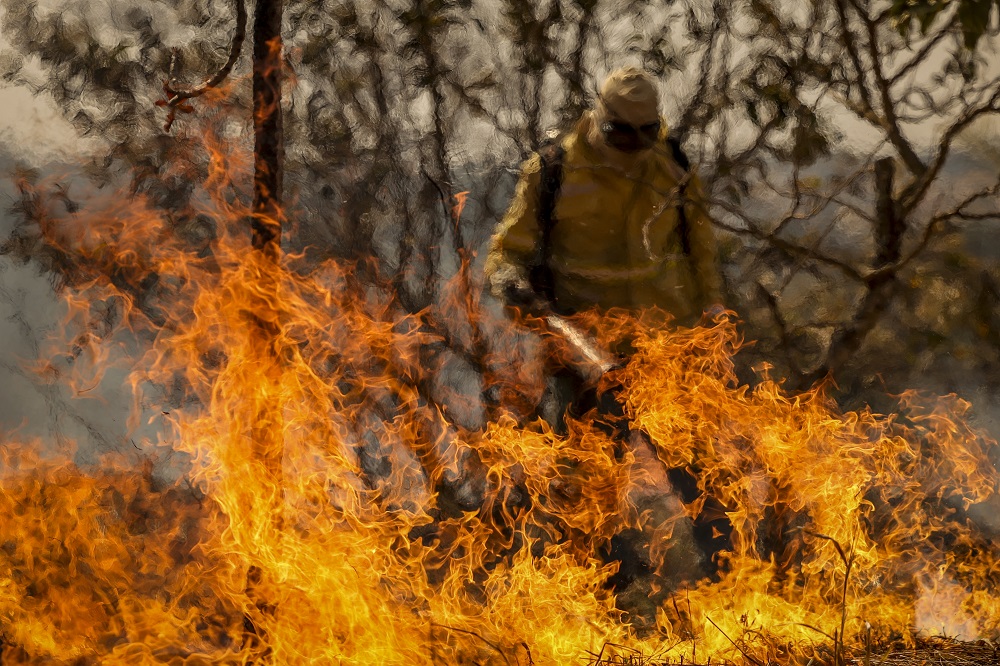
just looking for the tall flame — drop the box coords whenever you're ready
[1,124,997,665]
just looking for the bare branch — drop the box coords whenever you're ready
[676,0,726,137]
[874,179,1000,282]
[158,0,248,131]
[849,0,926,176]
[901,86,1000,213]
[889,13,959,86]
[833,0,877,120]
[708,199,867,282]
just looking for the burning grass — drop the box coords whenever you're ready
[860,637,999,666]
[582,637,1000,666]
[0,132,998,665]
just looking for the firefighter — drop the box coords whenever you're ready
[484,66,722,322]
[484,67,727,625]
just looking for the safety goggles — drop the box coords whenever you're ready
[600,119,660,153]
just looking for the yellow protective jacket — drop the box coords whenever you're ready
[484,113,721,323]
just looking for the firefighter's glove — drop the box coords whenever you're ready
[503,278,548,316]
[490,265,542,311]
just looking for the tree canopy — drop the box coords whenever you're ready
[2,0,1000,409]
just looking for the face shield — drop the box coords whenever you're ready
[599,118,661,153]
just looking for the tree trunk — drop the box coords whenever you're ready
[246,0,284,523]
[243,0,284,659]
[252,0,284,255]
[806,158,906,386]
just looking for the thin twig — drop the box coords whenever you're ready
[157,0,248,131]
[794,622,837,643]
[804,529,855,666]
[705,616,764,666]
[430,622,512,666]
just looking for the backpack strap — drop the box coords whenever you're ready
[665,135,693,257]
[529,142,565,305]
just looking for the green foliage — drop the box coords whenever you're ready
[890,0,1000,50]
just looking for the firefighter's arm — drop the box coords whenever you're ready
[485,155,620,382]
[684,172,723,307]
[484,154,544,304]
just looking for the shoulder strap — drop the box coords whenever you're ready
[538,142,565,262]
[529,142,565,304]
[665,135,692,257]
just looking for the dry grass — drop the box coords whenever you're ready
[583,636,999,666]
[850,637,999,666]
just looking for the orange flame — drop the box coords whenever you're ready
[2,114,998,665]
[452,191,470,223]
